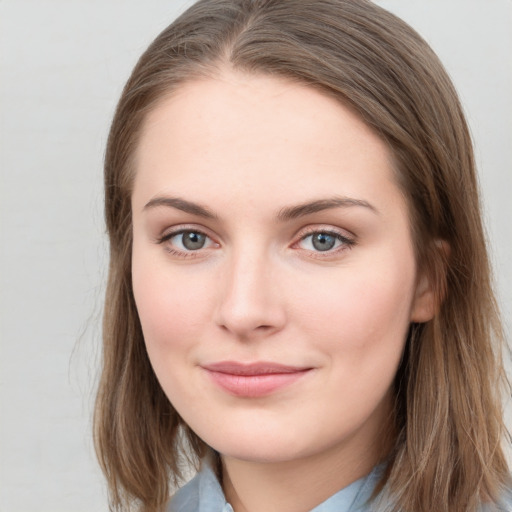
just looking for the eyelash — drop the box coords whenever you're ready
[293,227,356,258]
[156,227,217,259]
[155,226,356,259]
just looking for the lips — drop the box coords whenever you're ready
[201,361,312,397]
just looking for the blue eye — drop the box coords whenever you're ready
[179,231,207,250]
[298,231,352,252]
[163,230,212,251]
[311,233,337,251]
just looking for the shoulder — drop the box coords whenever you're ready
[167,472,202,512]
[479,486,512,512]
[496,486,512,511]
[167,459,230,512]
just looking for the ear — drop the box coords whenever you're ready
[410,272,436,323]
[410,240,449,323]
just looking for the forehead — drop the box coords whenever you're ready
[132,70,402,218]
[137,70,388,163]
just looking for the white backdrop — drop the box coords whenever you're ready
[0,1,510,511]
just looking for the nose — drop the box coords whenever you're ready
[214,247,286,340]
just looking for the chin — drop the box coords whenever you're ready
[202,428,323,465]
[216,445,306,464]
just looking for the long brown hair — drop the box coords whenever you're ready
[94,1,510,511]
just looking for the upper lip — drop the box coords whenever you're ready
[201,361,311,376]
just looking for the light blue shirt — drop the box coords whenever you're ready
[168,458,512,512]
[168,460,384,512]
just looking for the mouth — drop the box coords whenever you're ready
[201,361,313,398]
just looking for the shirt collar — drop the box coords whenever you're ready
[169,456,383,512]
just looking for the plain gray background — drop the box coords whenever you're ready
[1,1,511,511]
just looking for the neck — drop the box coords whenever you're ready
[221,434,386,512]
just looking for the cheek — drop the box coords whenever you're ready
[291,255,416,363]
[131,250,211,356]
[131,256,217,409]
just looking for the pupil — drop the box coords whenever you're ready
[182,231,206,250]
[312,233,335,251]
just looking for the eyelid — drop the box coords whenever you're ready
[156,224,217,243]
[294,224,356,241]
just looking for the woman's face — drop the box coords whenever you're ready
[131,71,434,467]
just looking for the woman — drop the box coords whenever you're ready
[94,1,511,511]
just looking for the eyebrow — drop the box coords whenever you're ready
[143,195,377,220]
[143,196,217,219]
[277,196,378,221]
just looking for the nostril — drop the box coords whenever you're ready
[256,324,273,331]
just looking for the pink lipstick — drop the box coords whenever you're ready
[201,361,312,397]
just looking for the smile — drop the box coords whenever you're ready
[201,361,313,398]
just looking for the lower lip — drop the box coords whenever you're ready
[204,369,311,398]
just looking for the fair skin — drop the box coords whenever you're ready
[131,70,435,512]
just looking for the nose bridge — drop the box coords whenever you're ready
[215,239,285,337]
